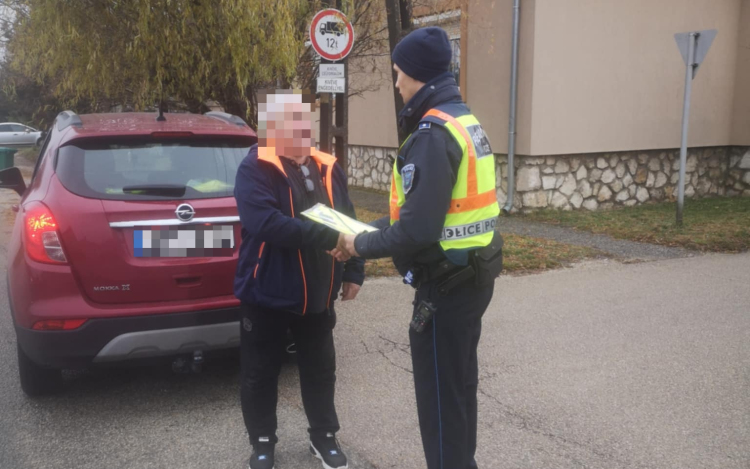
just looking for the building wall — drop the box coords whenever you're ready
[731,0,750,146]
[347,2,463,149]
[348,53,400,148]
[502,146,750,212]
[350,0,750,154]
[345,0,750,210]
[465,0,536,155]
[528,0,743,155]
[349,143,750,210]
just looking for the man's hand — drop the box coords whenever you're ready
[330,233,359,262]
[329,233,351,261]
[340,282,361,301]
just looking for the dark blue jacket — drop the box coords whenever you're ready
[234,145,365,315]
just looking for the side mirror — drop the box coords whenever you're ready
[0,167,27,196]
[25,129,31,133]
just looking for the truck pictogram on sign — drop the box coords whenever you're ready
[309,9,354,62]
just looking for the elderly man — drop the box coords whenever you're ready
[234,90,364,469]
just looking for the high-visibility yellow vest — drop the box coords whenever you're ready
[390,107,500,252]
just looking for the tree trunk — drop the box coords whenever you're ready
[399,0,412,31]
[386,0,412,144]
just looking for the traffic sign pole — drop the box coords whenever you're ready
[334,58,348,173]
[310,4,353,169]
[319,65,333,155]
[673,29,716,226]
[676,32,696,227]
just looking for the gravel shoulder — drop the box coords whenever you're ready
[498,215,695,261]
[349,187,693,262]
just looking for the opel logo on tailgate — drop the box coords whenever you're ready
[175,203,195,222]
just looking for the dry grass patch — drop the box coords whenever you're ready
[354,205,604,277]
[524,197,750,253]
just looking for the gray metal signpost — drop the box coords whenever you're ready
[673,29,717,226]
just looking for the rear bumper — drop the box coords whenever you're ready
[15,307,239,369]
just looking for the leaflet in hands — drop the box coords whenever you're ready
[301,203,378,235]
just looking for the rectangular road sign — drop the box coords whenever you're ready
[319,64,345,78]
[317,77,346,94]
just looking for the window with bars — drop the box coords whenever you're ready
[413,10,462,85]
[449,38,461,84]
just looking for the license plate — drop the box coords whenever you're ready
[134,226,234,258]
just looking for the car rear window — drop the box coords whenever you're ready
[56,139,252,201]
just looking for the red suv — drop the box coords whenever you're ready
[0,111,256,396]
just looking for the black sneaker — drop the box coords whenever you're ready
[249,436,275,469]
[310,432,348,469]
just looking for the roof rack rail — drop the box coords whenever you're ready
[204,111,247,127]
[56,110,83,131]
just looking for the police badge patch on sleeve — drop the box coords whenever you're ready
[467,124,493,158]
[402,163,416,194]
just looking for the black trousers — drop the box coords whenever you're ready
[240,302,340,445]
[410,279,494,469]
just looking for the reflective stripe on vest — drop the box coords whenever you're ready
[440,216,498,241]
[390,108,500,252]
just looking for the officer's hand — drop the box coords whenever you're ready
[341,282,361,301]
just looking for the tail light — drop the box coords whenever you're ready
[24,202,68,264]
[32,319,87,331]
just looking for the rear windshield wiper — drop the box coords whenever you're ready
[122,185,187,197]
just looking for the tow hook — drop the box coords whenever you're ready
[191,350,204,373]
[172,350,204,374]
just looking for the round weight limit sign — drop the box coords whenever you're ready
[310,9,354,61]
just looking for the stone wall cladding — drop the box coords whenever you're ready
[348,144,750,211]
[347,145,395,192]
[497,146,750,211]
[727,147,750,197]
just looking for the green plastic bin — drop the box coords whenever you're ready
[0,147,17,170]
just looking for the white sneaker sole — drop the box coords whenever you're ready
[310,443,348,469]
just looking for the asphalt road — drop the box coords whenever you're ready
[1,186,749,467]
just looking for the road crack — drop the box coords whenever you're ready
[477,386,638,468]
[376,350,413,375]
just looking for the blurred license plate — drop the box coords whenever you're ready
[134,226,234,258]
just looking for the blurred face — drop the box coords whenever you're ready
[393,63,425,104]
[258,92,316,157]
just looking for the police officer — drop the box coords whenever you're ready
[332,27,502,469]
